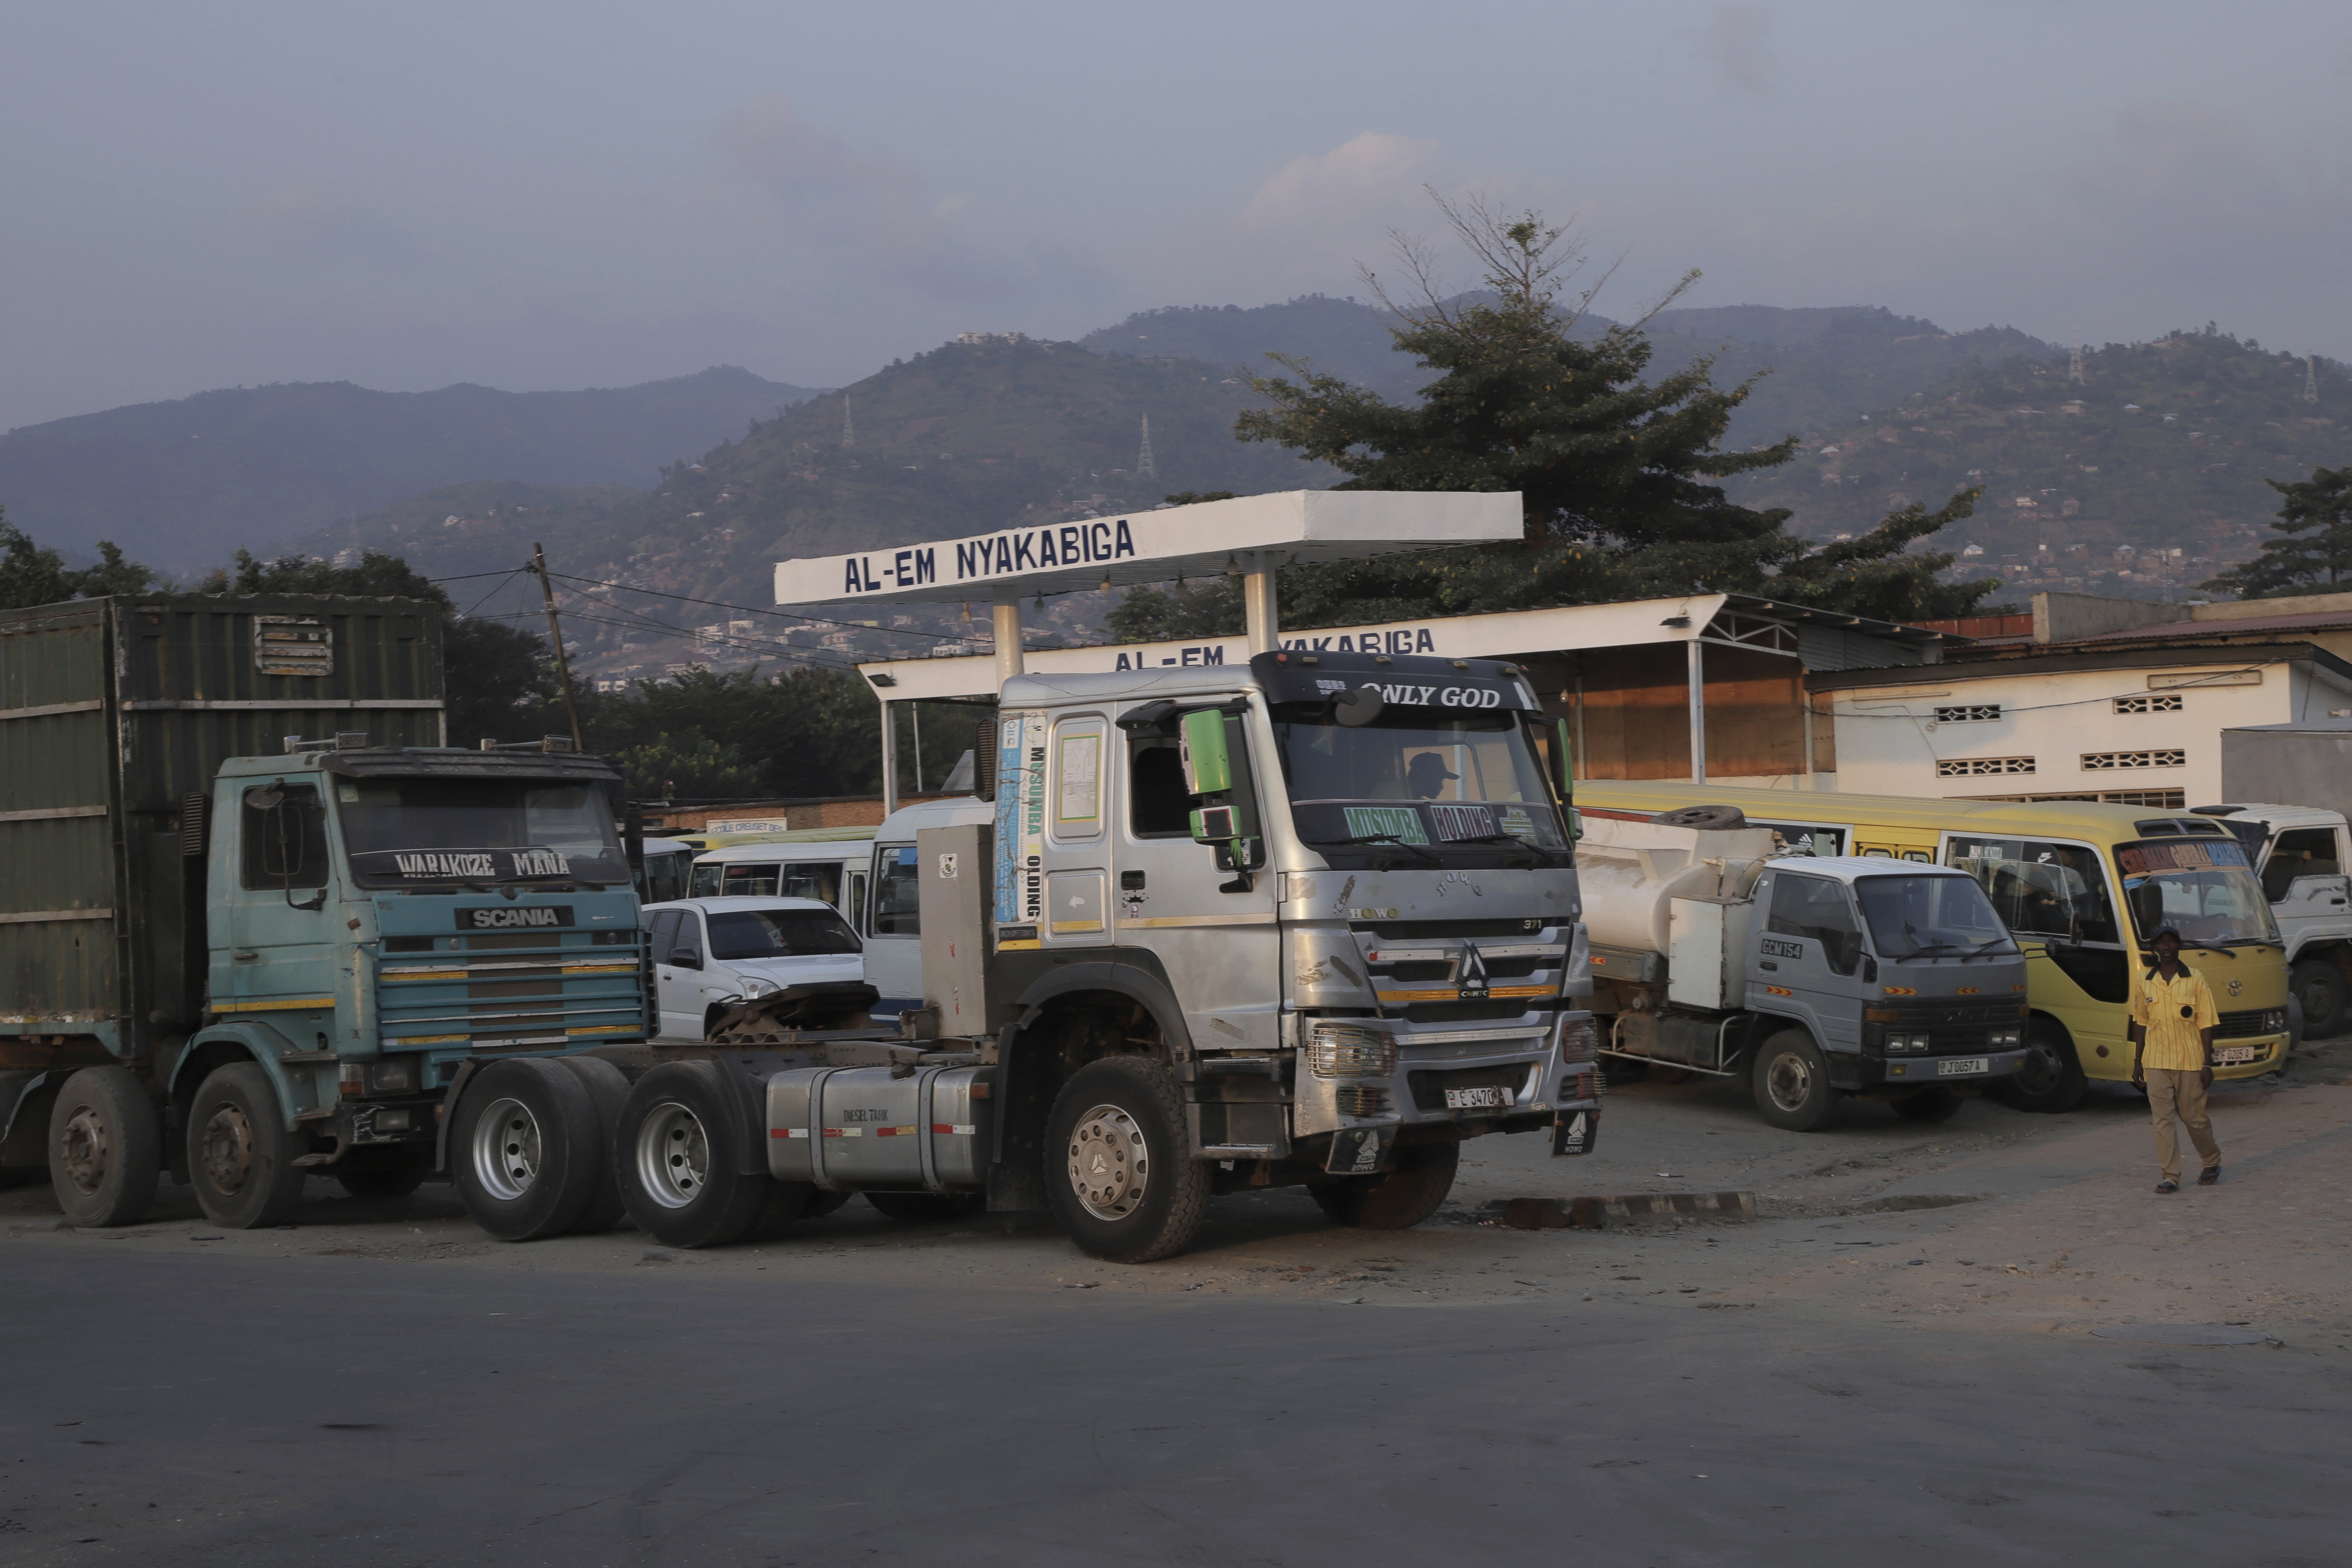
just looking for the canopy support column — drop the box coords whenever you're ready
[879,697,899,816]
[992,586,1026,683]
[1241,551,1279,655]
[1687,639,1707,784]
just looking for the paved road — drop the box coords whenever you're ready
[4,1244,2343,1567]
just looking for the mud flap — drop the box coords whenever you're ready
[1550,1110,1597,1158]
[1325,1125,1389,1175]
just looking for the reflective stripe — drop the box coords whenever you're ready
[212,997,335,1013]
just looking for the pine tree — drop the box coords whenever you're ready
[2203,466,2352,599]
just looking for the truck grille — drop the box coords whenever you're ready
[1876,997,2022,1029]
[2215,1008,2279,1040]
[376,930,646,1050]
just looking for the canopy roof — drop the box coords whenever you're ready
[772,489,1519,608]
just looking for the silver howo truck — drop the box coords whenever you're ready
[603,649,1601,1262]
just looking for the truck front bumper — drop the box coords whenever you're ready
[1291,1010,1599,1145]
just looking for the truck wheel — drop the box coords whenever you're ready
[48,1065,161,1228]
[557,1056,631,1234]
[866,1191,985,1223]
[185,1063,308,1228]
[1046,1055,1209,1263]
[1311,1139,1460,1229]
[616,1061,775,1248]
[802,1187,853,1219]
[1991,1019,2087,1114]
[336,1168,426,1201]
[2291,960,2346,1039]
[1750,1031,1840,1132]
[1892,1089,1963,1123]
[451,1059,600,1241]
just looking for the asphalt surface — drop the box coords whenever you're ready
[4,1241,2346,1568]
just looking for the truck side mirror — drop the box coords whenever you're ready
[1190,803,1238,845]
[669,945,703,970]
[1179,710,1231,795]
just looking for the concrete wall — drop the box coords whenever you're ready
[2032,592,2178,643]
[2220,724,2352,818]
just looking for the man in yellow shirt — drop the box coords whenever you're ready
[2128,927,2222,1193]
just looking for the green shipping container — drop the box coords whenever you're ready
[0,594,443,1069]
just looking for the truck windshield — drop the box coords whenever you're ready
[2114,838,2280,948]
[337,779,628,888]
[1269,706,1566,853]
[1853,874,2018,960]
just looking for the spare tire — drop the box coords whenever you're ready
[1650,805,1749,830]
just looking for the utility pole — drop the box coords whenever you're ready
[531,542,586,751]
[2306,355,2321,404]
[842,391,855,449]
[1136,413,1156,481]
[2069,324,2085,385]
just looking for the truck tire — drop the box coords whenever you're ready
[450,1058,601,1241]
[1311,1139,1460,1230]
[1750,1030,1841,1132]
[616,1061,776,1248]
[741,1179,816,1243]
[2291,959,2345,1039]
[1991,1018,2087,1115]
[48,1065,161,1228]
[557,1056,631,1234]
[1045,1055,1209,1263]
[1891,1089,1963,1123]
[802,1187,853,1219]
[865,1191,985,1223]
[185,1063,308,1228]
[1650,805,1747,830]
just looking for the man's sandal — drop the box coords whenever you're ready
[2154,1180,2179,1193]
[2197,1166,2221,1186]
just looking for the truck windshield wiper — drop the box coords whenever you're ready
[1302,833,1440,866]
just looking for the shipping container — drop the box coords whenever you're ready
[0,593,442,1072]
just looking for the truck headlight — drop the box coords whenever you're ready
[1309,1023,1396,1078]
[2263,1009,2286,1034]
[363,1057,419,1094]
[1884,1033,1931,1054]
[1990,1027,2023,1050]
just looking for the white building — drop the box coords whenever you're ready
[1814,592,2352,808]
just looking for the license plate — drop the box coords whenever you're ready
[1445,1085,1512,1109]
[2213,1045,2258,1064]
[1937,1056,1991,1078]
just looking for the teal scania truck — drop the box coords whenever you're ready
[0,593,648,1237]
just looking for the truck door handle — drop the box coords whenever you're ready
[1758,960,1778,971]
[1120,871,1147,890]
[232,950,258,960]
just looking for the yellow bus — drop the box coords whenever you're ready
[1577,781,2291,1111]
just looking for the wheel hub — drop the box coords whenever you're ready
[470,1096,542,1202]
[1066,1104,1148,1222]
[636,1102,709,1210]
[1764,1052,1813,1113]
[58,1106,112,1197]
[198,1102,257,1196]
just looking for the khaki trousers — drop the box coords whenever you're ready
[2145,1067,2220,1182]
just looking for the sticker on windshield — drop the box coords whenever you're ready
[360,848,573,881]
[2118,840,2248,875]
[1343,805,1429,844]
[1430,804,1494,842]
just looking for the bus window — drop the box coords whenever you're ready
[779,861,844,907]
[872,846,921,935]
[1945,836,2119,945]
[719,862,783,897]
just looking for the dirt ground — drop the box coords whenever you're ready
[8,1037,2349,1349]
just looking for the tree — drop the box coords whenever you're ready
[1227,194,2000,626]
[211,548,561,745]
[614,730,762,800]
[586,664,885,800]
[2203,466,2352,600]
[0,509,165,609]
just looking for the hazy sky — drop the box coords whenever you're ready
[5,1,2348,431]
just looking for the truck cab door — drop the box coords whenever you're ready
[2262,825,2348,944]
[217,781,337,1019]
[1110,704,1281,1053]
[1750,870,1865,1054]
[646,909,695,1041]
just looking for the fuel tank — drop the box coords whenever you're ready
[764,1063,995,1192]
[1576,813,1773,954]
